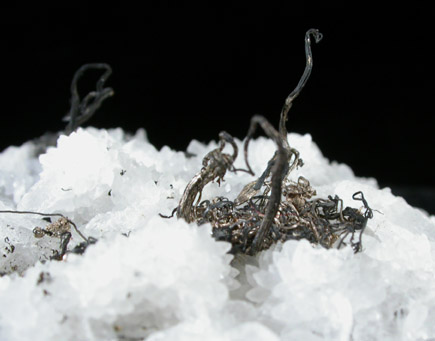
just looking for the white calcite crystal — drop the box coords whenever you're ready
[0,127,434,340]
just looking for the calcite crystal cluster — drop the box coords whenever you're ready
[0,127,434,340]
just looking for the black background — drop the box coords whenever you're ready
[1,6,434,213]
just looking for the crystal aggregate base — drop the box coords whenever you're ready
[1,127,435,341]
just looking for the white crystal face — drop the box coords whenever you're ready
[1,127,434,340]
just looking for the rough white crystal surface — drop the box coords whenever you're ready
[0,127,434,340]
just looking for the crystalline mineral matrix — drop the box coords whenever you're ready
[1,127,434,341]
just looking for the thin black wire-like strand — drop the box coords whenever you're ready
[279,28,323,141]
[0,210,88,242]
[65,63,114,135]
[240,29,322,197]
[245,115,289,255]
[177,131,238,222]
